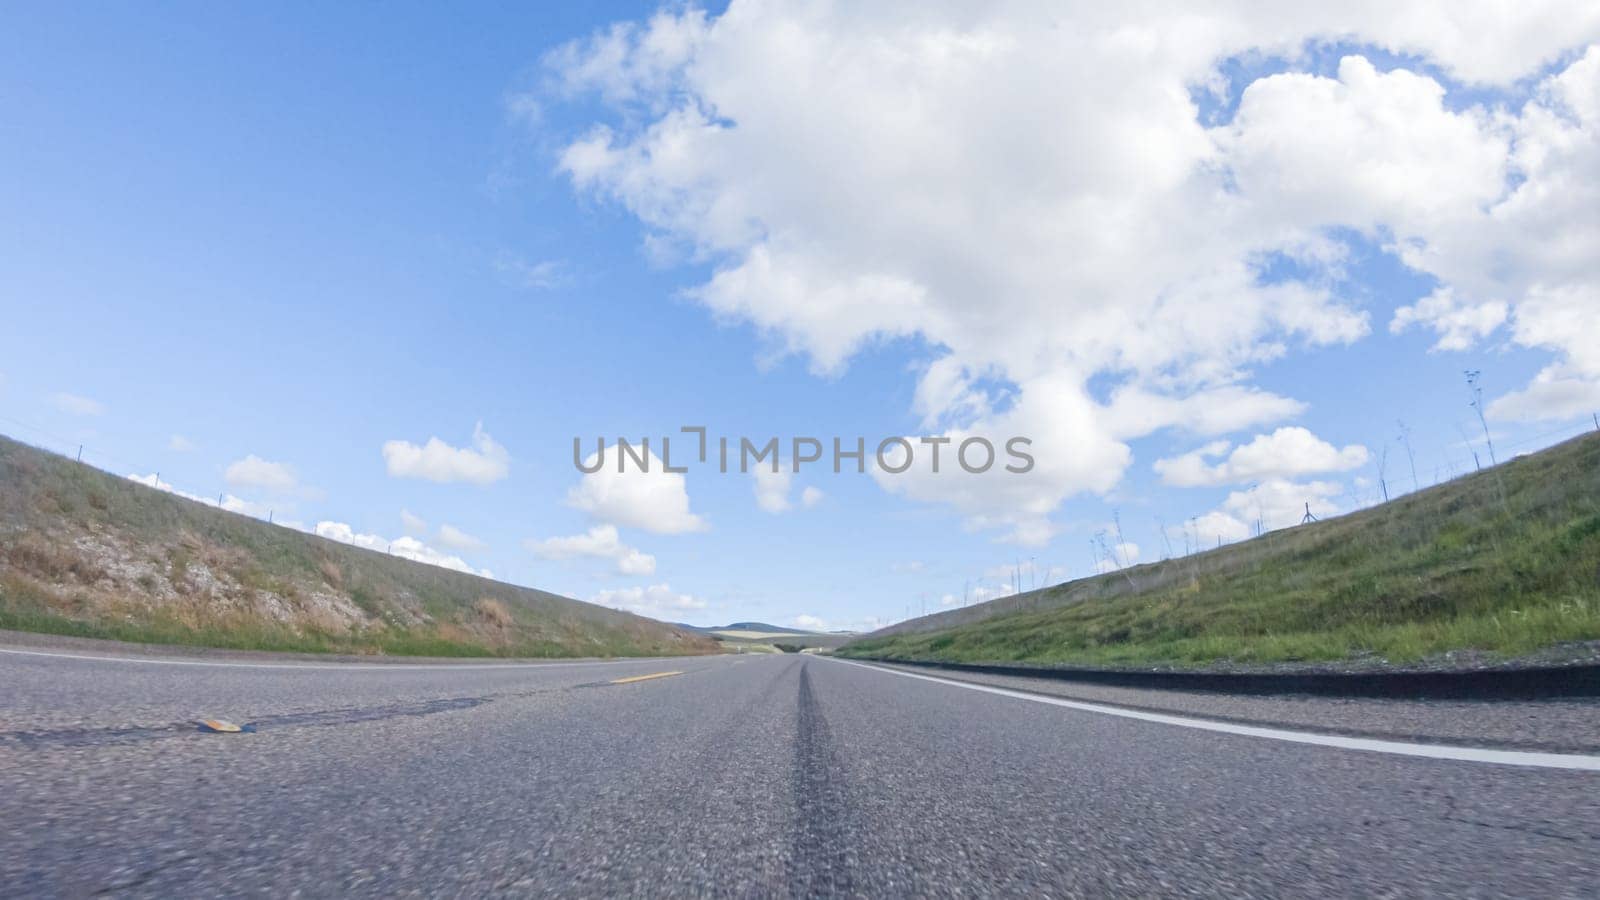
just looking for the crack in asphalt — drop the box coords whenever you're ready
[0,696,496,748]
[1,667,713,749]
[0,679,653,749]
[91,853,196,896]
[1439,793,1600,845]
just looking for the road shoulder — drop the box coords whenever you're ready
[852,658,1600,754]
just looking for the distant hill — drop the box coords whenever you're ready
[708,621,820,635]
[843,431,1600,670]
[0,434,718,658]
[673,620,857,650]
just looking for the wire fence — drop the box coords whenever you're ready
[913,414,1600,619]
[6,404,1600,624]
[0,411,295,528]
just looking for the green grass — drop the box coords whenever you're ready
[841,432,1600,669]
[0,434,718,659]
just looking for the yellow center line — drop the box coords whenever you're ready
[609,670,684,685]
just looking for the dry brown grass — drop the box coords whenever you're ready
[318,558,344,590]
[473,597,515,628]
[0,433,720,658]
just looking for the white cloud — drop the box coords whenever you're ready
[590,582,706,618]
[314,521,491,578]
[969,583,1010,603]
[400,509,428,535]
[1187,478,1346,544]
[168,434,195,452]
[126,472,275,519]
[51,392,104,416]
[1190,511,1254,546]
[526,523,657,576]
[1219,56,1510,237]
[752,466,822,513]
[495,253,566,290]
[1155,427,1369,487]
[543,6,1600,532]
[985,564,1023,582]
[792,614,827,630]
[1094,542,1142,575]
[224,455,300,492]
[614,549,657,575]
[1390,288,1507,352]
[751,466,792,513]
[1260,49,1600,422]
[437,523,486,552]
[383,422,510,485]
[568,449,706,534]
[1489,364,1600,422]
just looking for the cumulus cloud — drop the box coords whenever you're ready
[124,473,491,576]
[1094,542,1142,575]
[543,4,1600,535]
[751,466,824,513]
[591,582,706,618]
[1319,48,1600,422]
[526,524,657,575]
[1188,478,1346,544]
[51,392,104,416]
[126,473,274,519]
[792,614,828,631]
[437,523,486,552]
[224,455,301,492]
[1390,288,1507,352]
[1155,427,1369,487]
[752,466,793,513]
[400,509,428,534]
[968,583,1012,603]
[313,521,492,578]
[383,422,510,485]
[1489,363,1600,423]
[568,449,706,534]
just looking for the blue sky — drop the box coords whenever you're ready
[3,3,1597,630]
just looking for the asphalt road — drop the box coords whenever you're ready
[3,647,1598,897]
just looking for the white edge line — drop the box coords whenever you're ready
[0,646,700,672]
[824,657,1600,772]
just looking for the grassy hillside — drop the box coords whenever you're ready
[841,432,1600,669]
[0,434,718,658]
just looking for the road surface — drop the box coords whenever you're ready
[2,646,1598,896]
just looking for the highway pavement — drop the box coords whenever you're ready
[2,645,1598,897]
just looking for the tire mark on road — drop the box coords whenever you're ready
[788,660,859,896]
